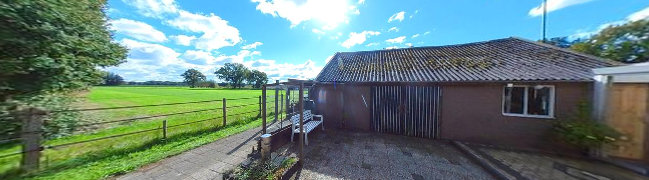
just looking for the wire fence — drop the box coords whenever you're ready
[0,94,283,168]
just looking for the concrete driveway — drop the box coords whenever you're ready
[290,130,494,180]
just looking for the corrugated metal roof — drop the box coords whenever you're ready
[315,37,620,83]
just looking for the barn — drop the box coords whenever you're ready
[309,37,618,152]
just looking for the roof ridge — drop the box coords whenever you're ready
[337,37,514,54]
[508,36,624,66]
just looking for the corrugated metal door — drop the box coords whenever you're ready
[371,86,441,138]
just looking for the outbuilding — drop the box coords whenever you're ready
[310,37,618,152]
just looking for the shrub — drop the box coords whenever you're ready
[0,93,80,141]
[553,103,620,150]
[226,157,297,180]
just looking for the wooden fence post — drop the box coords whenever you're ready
[280,94,284,120]
[298,83,304,166]
[262,86,267,134]
[222,98,227,126]
[286,89,291,114]
[162,120,167,139]
[274,80,279,122]
[16,107,47,172]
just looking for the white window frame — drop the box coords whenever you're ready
[501,85,555,119]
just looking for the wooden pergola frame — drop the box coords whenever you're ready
[261,79,317,166]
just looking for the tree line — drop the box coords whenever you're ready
[181,63,268,89]
[100,63,269,88]
[543,19,648,63]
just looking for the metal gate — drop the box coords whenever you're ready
[371,86,441,138]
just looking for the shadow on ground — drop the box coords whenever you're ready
[288,129,495,180]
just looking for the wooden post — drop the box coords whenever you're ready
[222,98,227,126]
[286,89,291,114]
[16,107,46,172]
[298,83,304,166]
[280,94,284,120]
[162,120,167,139]
[262,85,267,134]
[274,80,279,122]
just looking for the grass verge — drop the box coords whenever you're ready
[15,117,262,180]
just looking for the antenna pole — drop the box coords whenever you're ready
[542,0,547,42]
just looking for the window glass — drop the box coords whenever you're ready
[503,87,525,114]
[527,86,551,116]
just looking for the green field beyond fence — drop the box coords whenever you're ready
[0,86,281,180]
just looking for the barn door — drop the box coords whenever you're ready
[371,86,441,138]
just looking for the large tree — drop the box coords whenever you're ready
[181,69,206,88]
[247,70,268,88]
[215,63,249,88]
[0,0,127,102]
[571,19,649,63]
[103,72,125,86]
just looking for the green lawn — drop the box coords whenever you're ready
[0,86,281,179]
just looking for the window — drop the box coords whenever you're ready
[502,85,554,118]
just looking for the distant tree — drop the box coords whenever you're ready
[0,0,127,102]
[126,81,186,86]
[181,69,206,88]
[196,80,217,88]
[542,37,586,48]
[246,70,268,88]
[215,63,250,88]
[103,73,124,86]
[570,19,649,63]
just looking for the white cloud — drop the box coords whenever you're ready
[358,0,365,4]
[628,6,649,22]
[411,34,420,38]
[324,55,334,63]
[341,31,381,48]
[388,11,405,22]
[242,42,263,49]
[529,0,594,17]
[405,43,413,47]
[247,59,323,81]
[388,27,399,32]
[424,31,431,35]
[106,38,193,81]
[110,38,320,82]
[181,50,219,65]
[385,36,406,44]
[570,6,649,39]
[410,10,418,19]
[109,19,167,42]
[365,42,379,47]
[312,28,325,35]
[170,35,196,46]
[122,0,178,18]
[252,0,359,30]
[119,38,180,66]
[167,10,242,51]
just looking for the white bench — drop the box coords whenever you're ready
[290,110,324,145]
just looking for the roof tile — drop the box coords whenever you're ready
[315,37,618,82]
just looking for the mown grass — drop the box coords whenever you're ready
[0,86,282,179]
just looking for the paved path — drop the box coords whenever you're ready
[294,130,494,179]
[472,145,648,180]
[117,127,262,180]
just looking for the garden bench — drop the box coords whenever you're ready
[290,110,324,145]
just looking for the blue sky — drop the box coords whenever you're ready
[105,0,649,82]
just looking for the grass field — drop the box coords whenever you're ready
[0,86,280,180]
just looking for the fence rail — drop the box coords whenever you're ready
[0,94,283,173]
